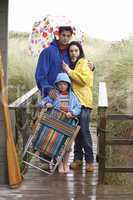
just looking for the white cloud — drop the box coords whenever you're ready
[9,0,133,41]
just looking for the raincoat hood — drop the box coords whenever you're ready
[54,73,71,85]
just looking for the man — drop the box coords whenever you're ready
[35,26,73,97]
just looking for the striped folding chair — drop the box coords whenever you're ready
[22,108,80,174]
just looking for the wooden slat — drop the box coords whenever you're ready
[98,82,108,108]
[106,139,133,145]
[105,167,133,173]
[107,114,133,120]
[9,86,38,109]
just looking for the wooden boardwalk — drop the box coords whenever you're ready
[0,125,133,200]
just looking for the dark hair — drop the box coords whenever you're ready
[59,26,73,34]
[68,41,85,67]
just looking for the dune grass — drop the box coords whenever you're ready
[8,32,37,102]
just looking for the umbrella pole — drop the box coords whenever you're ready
[0,50,22,188]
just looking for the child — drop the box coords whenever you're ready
[38,72,81,173]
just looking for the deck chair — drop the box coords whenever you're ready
[22,108,80,175]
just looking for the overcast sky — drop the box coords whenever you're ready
[9,0,133,41]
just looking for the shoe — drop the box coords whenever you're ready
[70,160,82,170]
[86,163,94,172]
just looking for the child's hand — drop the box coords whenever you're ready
[46,103,53,108]
[62,61,70,73]
[66,112,73,118]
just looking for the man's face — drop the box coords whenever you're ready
[58,30,72,45]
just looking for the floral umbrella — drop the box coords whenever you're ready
[28,14,83,57]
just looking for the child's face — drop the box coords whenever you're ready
[69,45,80,62]
[57,81,69,92]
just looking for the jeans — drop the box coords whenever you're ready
[74,106,94,163]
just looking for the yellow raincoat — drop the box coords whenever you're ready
[68,58,93,108]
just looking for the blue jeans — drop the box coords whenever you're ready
[74,106,94,163]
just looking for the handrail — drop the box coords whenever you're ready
[9,86,38,109]
[107,114,133,120]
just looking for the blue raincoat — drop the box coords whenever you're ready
[35,40,72,96]
[38,73,81,116]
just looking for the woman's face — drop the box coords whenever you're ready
[69,45,80,62]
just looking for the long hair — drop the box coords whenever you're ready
[68,41,85,68]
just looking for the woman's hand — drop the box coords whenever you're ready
[62,61,71,73]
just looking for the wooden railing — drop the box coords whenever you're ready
[9,86,38,109]
[9,86,40,171]
[97,82,133,184]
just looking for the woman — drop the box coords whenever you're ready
[62,41,94,172]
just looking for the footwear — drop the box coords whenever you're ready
[86,163,94,172]
[70,160,82,170]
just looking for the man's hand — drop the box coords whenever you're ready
[88,60,95,71]
[49,88,57,99]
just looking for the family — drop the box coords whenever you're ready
[35,26,94,173]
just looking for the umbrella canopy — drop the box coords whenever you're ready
[28,14,83,57]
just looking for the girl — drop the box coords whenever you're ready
[62,41,94,172]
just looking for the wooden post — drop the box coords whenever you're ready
[97,82,108,184]
[0,0,8,184]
